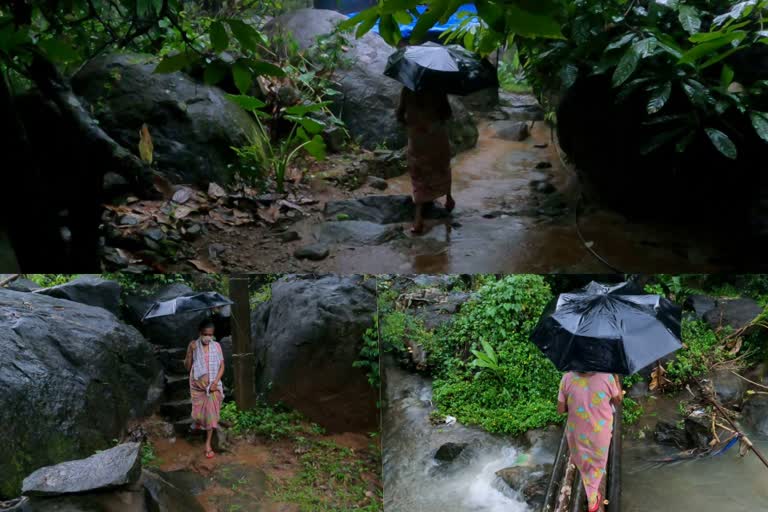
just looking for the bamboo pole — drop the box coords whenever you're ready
[569,473,586,512]
[0,274,20,287]
[606,400,622,511]
[543,431,570,512]
[554,462,578,512]
[708,398,768,470]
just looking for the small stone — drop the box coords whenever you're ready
[120,215,140,226]
[208,244,226,259]
[185,223,202,236]
[367,176,389,190]
[536,182,556,194]
[294,243,330,261]
[280,231,301,243]
[144,228,166,242]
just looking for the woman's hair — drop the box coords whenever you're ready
[198,319,215,333]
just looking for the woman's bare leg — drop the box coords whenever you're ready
[411,202,425,234]
[205,429,214,454]
[445,192,455,212]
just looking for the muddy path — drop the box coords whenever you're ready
[189,95,725,274]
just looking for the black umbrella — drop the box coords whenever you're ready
[384,42,498,95]
[530,281,682,375]
[142,292,233,321]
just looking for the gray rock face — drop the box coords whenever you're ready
[34,276,122,316]
[249,275,378,431]
[265,9,478,152]
[684,294,717,319]
[294,243,331,260]
[141,470,206,512]
[316,220,403,245]
[72,53,256,187]
[434,442,467,462]
[711,369,747,405]
[325,195,449,224]
[0,289,161,499]
[742,395,768,436]
[22,443,142,496]
[703,298,763,331]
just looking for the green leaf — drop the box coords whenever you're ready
[750,112,768,142]
[232,60,253,94]
[720,64,734,90]
[393,10,413,25]
[411,0,448,43]
[210,21,229,53]
[154,52,191,73]
[503,4,563,39]
[339,7,378,33]
[606,33,637,51]
[226,94,266,112]
[560,63,578,89]
[356,11,380,39]
[712,1,756,27]
[647,81,671,114]
[251,61,286,77]
[678,5,701,34]
[203,60,229,85]
[38,38,79,62]
[303,135,326,160]
[612,46,640,86]
[633,37,658,58]
[285,102,331,115]
[379,13,402,46]
[705,128,738,159]
[700,45,746,69]
[226,19,260,52]
[679,32,746,64]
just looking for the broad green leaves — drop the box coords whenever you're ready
[705,128,737,159]
[612,45,640,86]
[155,52,194,73]
[751,112,768,142]
[647,81,671,114]
[209,21,229,53]
[678,5,701,35]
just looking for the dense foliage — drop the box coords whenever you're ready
[348,1,768,161]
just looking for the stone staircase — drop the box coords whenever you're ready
[154,347,194,435]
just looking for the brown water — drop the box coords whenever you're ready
[318,120,722,274]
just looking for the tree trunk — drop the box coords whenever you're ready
[230,275,256,410]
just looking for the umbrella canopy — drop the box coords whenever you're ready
[384,42,498,95]
[530,281,682,375]
[142,292,233,321]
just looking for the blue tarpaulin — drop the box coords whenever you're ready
[346,4,479,38]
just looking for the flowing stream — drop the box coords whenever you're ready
[383,358,555,512]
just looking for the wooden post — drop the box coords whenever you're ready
[569,473,585,512]
[544,430,570,512]
[229,275,256,410]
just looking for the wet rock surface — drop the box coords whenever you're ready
[34,275,122,316]
[72,53,256,187]
[316,220,404,246]
[22,443,142,496]
[249,275,378,432]
[703,297,763,331]
[325,195,449,224]
[0,289,161,499]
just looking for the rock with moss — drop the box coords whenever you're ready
[0,289,162,499]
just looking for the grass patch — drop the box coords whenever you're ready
[269,438,382,511]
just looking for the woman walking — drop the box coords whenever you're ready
[396,87,454,234]
[184,320,225,459]
[557,372,622,512]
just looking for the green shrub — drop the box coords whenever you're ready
[430,275,562,435]
[220,401,306,440]
[667,319,725,385]
[622,397,643,426]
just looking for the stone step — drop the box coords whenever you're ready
[165,374,189,401]
[155,348,187,374]
[161,399,192,422]
[173,418,195,436]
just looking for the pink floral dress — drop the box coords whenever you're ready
[558,372,621,509]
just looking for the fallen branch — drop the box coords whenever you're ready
[708,397,768,471]
[730,370,768,392]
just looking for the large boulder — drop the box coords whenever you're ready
[71,53,257,187]
[249,274,378,432]
[703,297,763,331]
[22,442,142,496]
[265,9,479,152]
[0,289,162,499]
[742,395,768,436]
[34,275,122,316]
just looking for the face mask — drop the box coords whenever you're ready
[201,335,213,344]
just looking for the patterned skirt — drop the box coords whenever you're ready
[407,123,452,204]
[190,377,222,430]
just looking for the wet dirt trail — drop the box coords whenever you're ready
[198,96,724,274]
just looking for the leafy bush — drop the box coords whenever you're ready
[667,319,725,384]
[429,275,562,435]
[622,397,643,426]
[353,319,382,391]
[25,274,78,287]
[220,401,307,440]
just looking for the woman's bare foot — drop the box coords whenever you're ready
[410,222,425,234]
[445,195,455,212]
